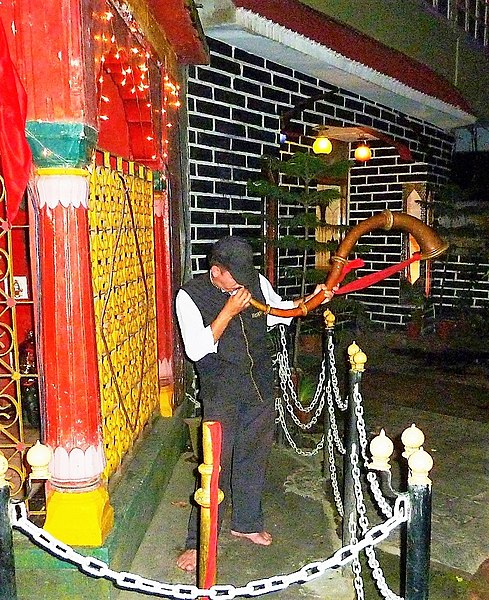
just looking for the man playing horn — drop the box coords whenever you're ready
[175,236,333,572]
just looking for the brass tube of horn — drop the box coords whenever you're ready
[249,210,448,318]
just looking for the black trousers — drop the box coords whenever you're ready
[185,397,275,549]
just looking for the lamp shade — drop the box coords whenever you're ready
[354,142,372,162]
[313,135,333,155]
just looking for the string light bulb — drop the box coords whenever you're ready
[313,128,333,154]
[354,141,372,162]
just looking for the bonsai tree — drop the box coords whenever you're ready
[248,151,352,367]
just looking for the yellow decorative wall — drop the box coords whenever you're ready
[88,153,159,479]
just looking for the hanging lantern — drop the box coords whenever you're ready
[313,129,333,155]
[354,142,372,162]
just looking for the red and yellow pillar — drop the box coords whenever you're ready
[32,160,113,546]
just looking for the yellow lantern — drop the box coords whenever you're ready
[354,142,372,162]
[313,132,333,155]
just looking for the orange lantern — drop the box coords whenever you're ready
[354,142,372,162]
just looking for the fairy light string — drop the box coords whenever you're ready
[24,0,180,203]
[92,2,180,177]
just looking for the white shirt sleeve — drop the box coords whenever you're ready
[259,274,295,327]
[175,288,218,362]
[176,275,294,362]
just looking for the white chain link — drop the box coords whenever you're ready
[275,398,324,456]
[350,446,406,600]
[326,335,347,410]
[353,385,395,519]
[367,472,394,519]
[326,380,346,454]
[349,512,365,600]
[352,385,369,464]
[276,326,326,430]
[10,499,408,599]
[327,429,344,516]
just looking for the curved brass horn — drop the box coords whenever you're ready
[250,210,448,318]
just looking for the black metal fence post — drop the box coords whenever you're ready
[342,343,365,548]
[0,452,17,600]
[322,310,335,479]
[405,449,433,600]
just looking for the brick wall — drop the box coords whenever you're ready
[187,37,488,327]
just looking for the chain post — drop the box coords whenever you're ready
[195,421,223,591]
[0,451,17,600]
[342,344,366,553]
[405,447,433,600]
[322,309,335,479]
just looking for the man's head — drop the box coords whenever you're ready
[210,236,259,290]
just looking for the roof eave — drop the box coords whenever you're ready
[206,7,475,130]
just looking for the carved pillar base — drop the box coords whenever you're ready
[44,486,114,546]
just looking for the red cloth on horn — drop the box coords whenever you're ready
[0,18,32,223]
[335,253,422,294]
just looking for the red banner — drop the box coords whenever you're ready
[0,18,32,223]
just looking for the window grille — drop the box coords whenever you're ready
[424,0,489,46]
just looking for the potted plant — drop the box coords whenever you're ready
[294,373,317,425]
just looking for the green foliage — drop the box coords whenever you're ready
[297,373,317,405]
[269,151,350,181]
[248,151,353,367]
[419,182,489,260]
[415,181,489,332]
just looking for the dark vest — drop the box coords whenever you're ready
[182,273,274,406]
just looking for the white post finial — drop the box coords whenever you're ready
[26,441,53,481]
[352,350,367,372]
[401,423,425,459]
[408,448,434,486]
[347,341,360,366]
[369,429,394,471]
[323,309,336,329]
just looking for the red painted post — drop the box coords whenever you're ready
[32,172,113,545]
[154,181,176,414]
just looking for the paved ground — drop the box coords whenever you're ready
[115,329,489,600]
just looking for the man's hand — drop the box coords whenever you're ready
[310,284,337,304]
[211,287,251,343]
[224,287,252,316]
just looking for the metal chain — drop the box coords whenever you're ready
[350,446,405,600]
[327,335,347,410]
[277,326,326,412]
[349,512,365,600]
[275,398,324,457]
[326,380,345,454]
[275,325,326,431]
[277,326,326,413]
[186,393,201,411]
[353,385,394,518]
[353,385,369,464]
[10,499,408,599]
[327,429,344,516]
[366,472,394,519]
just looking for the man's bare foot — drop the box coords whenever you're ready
[176,548,197,572]
[230,530,273,546]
